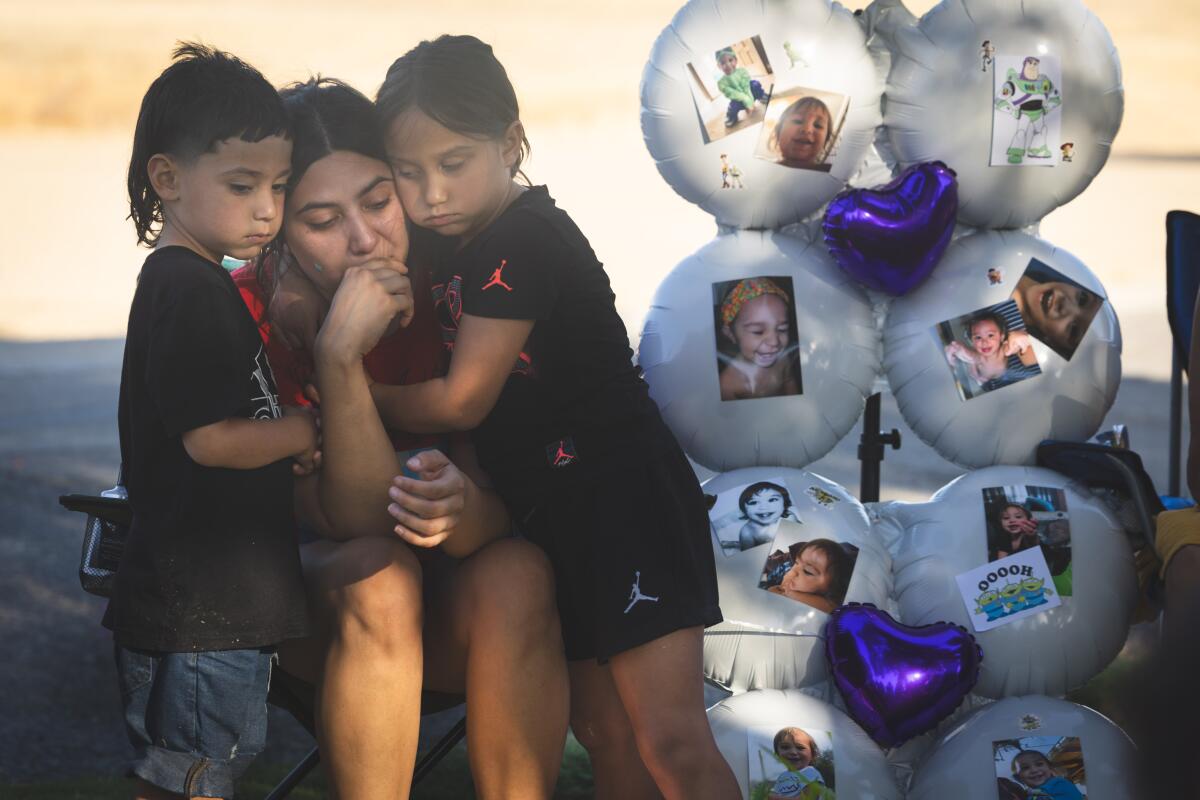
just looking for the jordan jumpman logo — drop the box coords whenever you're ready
[551,442,576,467]
[624,571,660,614]
[481,259,513,291]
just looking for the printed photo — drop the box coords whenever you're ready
[687,35,775,144]
[991,54,1062,167]
[713,276,803,402]
[956,547,1061,632]
[754,86,849,172]
[983,485,1072,596]
[758,527,859,613]
[748,725,836,800]
[993,736,1086,799]
[934,299,1042,401]
[1008,258,1106,361]
[709,477,802,558]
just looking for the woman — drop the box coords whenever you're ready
[237,77,569,799]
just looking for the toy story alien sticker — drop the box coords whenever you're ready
[956,546,1061,632]
[990,54,1062,167]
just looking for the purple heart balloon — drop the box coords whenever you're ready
[822,161,958,296]
[825,603,982,748]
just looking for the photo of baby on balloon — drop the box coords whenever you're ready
[983,485,1073,596]
[1009,258,1107,361]
[935,299,1042,401]
[757,528,859,613]
[713,276,803,402]
[748,725,836,799]
[754,85,849,172]
[686,35,775,144]
[990,53,1063,167]
[708,476,802,558]
[993,735,1087,799]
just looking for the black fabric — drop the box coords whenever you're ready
[431,186,663,484]
[106,246,308,651]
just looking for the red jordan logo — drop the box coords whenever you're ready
[551,443,575,467]
[481,259,513,292]
[545,437,578,468]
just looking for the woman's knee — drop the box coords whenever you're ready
[459,538,558,626]
[322,537,424,648]
[570,702,638,757]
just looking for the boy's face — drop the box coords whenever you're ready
[776,733,813,770]
[1014,753,1053,786]
[163,136,292,264]
[718,53,738,75]
[778,106,830,166]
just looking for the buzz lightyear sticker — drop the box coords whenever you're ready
[990,54,1062,167]
[955,546,1061,632]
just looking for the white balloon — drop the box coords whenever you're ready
[702,468,892,691]
[639,230,880,471]
[709,689,902,799]
[875,465,1137,698]
[640,0,885,229]
[884,0,1123,229]
[882,230,1121,469]
[908,695,1138,799]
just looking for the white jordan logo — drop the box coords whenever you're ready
[624,571,660,614]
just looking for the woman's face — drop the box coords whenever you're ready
[781,546,831,594]
[777,104,830,166]
[285,150,408,300]
[744,488,785,526]
[1000,505,1033,535]
[1018,278,1101,356]
[776,733,813,771]
[1014,753,1053,787]
[725,294,789,367]
[970,319,1004,359]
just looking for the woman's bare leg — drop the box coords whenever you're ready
[424,538,569,799]
[568,660,662,800]
[277,537,425,800]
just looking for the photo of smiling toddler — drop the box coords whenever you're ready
[993,735,1086,799]
[754,86,849,172]
[709,477,803,557]
[713,275,803,402]
[748,725,837,799]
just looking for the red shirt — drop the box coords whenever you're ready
[232,261,447,452]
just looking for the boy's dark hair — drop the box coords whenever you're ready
[375,34,531,178]
[789,538,855,605]
[127,42,289,246]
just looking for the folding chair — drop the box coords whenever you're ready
[1166,210,1200,497]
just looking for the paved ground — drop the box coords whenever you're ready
[0,337,1185,783]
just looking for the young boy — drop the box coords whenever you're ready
[715,46,768,127]
[106,43,316,800]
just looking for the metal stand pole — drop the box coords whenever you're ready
[1169,348,1183,497]
[857,393,902,503]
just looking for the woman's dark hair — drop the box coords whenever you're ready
[375,34,531,178]
[788,539,855,604]
[127,42,289,247]
[738,481,793,517]
[965,309,1010,345]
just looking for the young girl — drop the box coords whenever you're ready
[718,277,802,401]
[989,502,1041,560]
[944,310,1038,395]
[1010,750,1084,800]
[762,539,854,612]
[771,96,833,171]
[363,34,738,799]
[768,727,833,799]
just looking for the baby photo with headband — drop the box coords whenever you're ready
[713,275,803,402]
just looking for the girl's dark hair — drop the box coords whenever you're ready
[789,539,855,604]
[127,42,289,247]
[375,34,531,178]
[738,481,793,517]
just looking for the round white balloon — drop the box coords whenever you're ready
[702,468,892,691]
[709,689,901,799]
[639,230,880,471]
[876,465,1137,698]
[909,695,1137,799]
[884,0,1123,229]
[640,0,885,229]
[882,230,1121,468]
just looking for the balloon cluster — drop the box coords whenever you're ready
[638,0,1139,795]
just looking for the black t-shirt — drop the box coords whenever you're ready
[430,186,668,488]
[106,246,308,651]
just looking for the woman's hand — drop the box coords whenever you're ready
[386,449,467,548]
[314,259,413,367]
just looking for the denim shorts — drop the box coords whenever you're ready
[114,641,275,798]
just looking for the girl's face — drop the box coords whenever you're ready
[724,294,789,367]
[1014,753,1053,787]
[969,319,1004,359]
[284,150,407,300]
[385,108,521,244]
[778,105,830,166]
[781,547,832,594]
[744,488,785,526]
[776,733,814,771]
[1000,505,1033,535]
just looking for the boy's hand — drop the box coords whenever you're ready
[386,450,466,548]
[270,261,327,352]
[284,405,321,476]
